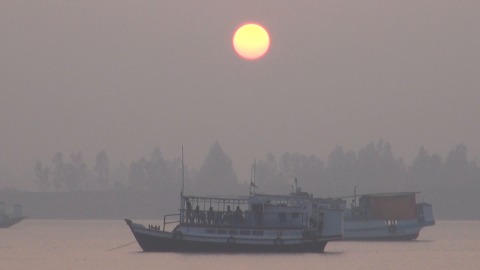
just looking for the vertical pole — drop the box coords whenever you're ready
[182,145,184,196]
[253,159,256,194]
[180,145,185,223]
[249,160,257,195]
[295,177,298,193]
[249,163,253,195]
[354,185,357,208]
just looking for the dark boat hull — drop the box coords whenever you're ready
[343,232,420,241]
[125,219,328,253]
[0,216,26,228]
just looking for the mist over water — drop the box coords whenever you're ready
[2,220,479,270]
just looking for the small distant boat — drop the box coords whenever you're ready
[0,203,26,228]
[125,181,344,253]
[338,188,435,240]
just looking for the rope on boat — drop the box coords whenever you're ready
[106,240,137,251]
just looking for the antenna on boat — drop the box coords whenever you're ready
[295,177,298,193]
[249,160,257,195]
[181,145,185,196]
[353,185,357,208]
[179,145,185,223]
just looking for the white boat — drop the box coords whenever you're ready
[125,185,344,252]
[339,189,435,240]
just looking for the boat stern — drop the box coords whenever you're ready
[320,208,344,240]
[417,203,435,226]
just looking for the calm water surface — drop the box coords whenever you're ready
[1,220,479,270]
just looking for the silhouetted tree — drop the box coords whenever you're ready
[34,161,50,191]
[111,162,128,190]
[325,146,357,195]
[356,140,406,192]
[95,150,110,190]
[277,152,324,194]
[409,147,443,191]
[194,141,239,195]
[61,151,88,191]
[142,147,178,191]
[63,163,79,191]
[51,152,64,191]
[128,160,146,191]
[441,144,477,192]
[254,153,289,194]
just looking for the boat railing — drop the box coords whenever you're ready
[178,209,310,228]
[163,213,180,232]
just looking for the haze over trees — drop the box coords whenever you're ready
[3,140,478,219]
[94,150,109,190]
[191,141,240,195]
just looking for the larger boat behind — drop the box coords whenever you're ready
[339,189,435,240]
[125,184,343,253]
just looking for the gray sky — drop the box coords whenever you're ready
[1,1,479,188]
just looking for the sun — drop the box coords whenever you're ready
[233,23,270,60]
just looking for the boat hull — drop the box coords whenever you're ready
[0,216,26,228]
[125,219,330,253]
[341,196,435,241]
[343,219,434,241]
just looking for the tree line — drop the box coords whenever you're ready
[31,140,480,218]
[33,141,242,195]
[34,140,480,199]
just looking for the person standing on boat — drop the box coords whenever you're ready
[317,212,324,234]
[225,205,232,224]
[194,205,200,223]
[207,207,215,224]
[185,199,193,223]
[234,206,244,224]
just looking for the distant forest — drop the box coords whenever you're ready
[3,140,480,219]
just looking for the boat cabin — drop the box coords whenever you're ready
[169,189,340,232]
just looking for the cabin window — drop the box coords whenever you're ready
[239,230,251,236]
[205,228,216,234]
[228,229,238,235]
[278,212,287,223]
[291,212,299,218]
[217,229,228,234]
[252,230,264,236]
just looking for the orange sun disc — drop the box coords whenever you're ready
[233,23,270,60]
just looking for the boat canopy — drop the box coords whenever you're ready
[363,193,417,220]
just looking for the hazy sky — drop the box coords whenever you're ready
[1,1,479,188]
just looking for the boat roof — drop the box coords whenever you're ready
[335,191,420,199]
[183,194,250,203]
[182,191,330,204]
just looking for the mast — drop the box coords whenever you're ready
[180,145,185,222]
[253,159,256,194]
[249,160,257,195]
[181,145,184,196]
[353,185,357,208]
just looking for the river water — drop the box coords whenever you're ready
[1,220,478,270]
